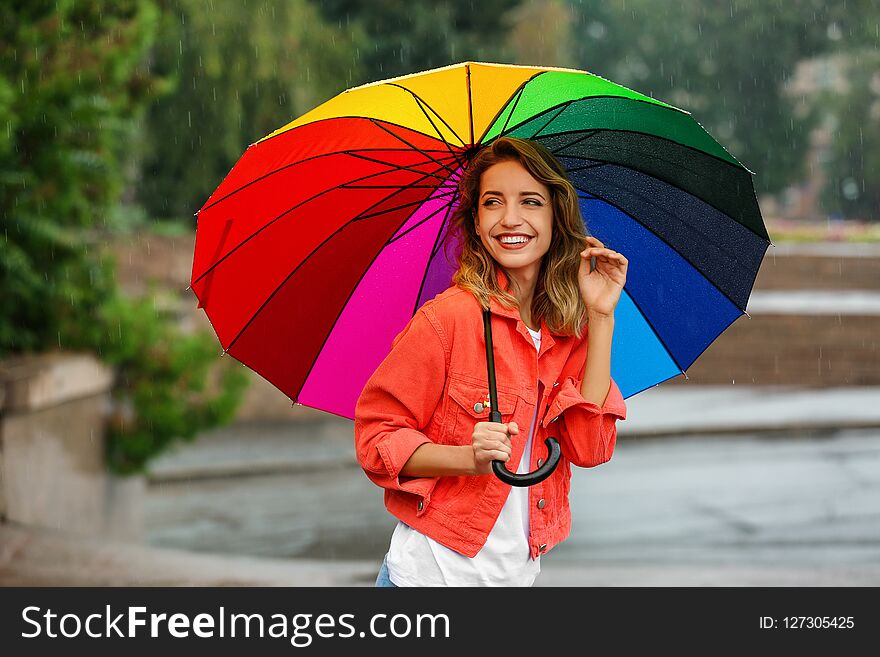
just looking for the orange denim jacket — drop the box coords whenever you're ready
[354,274,627,560]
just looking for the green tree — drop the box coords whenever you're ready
[315,0,523,83]
[0,1,249,474]
[567,0,880,196]
[136,0,362,221]
[0,0,163,353]
[818,50,880,221]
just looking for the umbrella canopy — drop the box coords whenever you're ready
[190,62,771,420]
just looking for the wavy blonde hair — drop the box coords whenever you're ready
[446,137,590,337]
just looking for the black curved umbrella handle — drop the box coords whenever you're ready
[483,308,561,487]
[490,407,562,487]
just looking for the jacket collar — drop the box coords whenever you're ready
[487,269,559,356]
[486,269,521,322]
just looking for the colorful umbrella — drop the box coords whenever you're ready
[191,62,770,426]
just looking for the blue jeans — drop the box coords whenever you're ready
[374,554,397,587]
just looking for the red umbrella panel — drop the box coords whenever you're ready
[191,118,466,418]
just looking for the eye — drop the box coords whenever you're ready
[523,198,543,206]
[482,198,500,206]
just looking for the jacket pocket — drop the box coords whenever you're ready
[443,375,519,446]
[428,377,519,509]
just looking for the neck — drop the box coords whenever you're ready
[505,266,539,330]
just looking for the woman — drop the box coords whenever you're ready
[354,137,629,587]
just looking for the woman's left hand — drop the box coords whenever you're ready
[578,235,628,317]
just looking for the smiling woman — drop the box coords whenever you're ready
[355,137,630,587]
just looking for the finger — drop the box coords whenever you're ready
[583,247,617,257]
[507,422,518,434]
[481,422,509,432]
[483,436,512,450]
[583,248,627,263]
[477,440,513,454]
[487,429,513,444]
[584,235,605,248]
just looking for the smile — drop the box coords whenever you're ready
[495,235,534,250]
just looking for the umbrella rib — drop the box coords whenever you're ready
[499,86,525,137]
[200,146,452,213]
[192,156,455,286]
[558,145,768,244]
[563,162,609,173]
[576,187,754,314]
[417,192,459,315]
[475,71,547,145]
[387,82,468,150]
[367,118,459,177]
[341,183,456,190]
[609,285,690,380]
[530,102,573,139]
[544,129,599,155]
[429,189,459,262]
[663,301,751,375]
[387,194,456,245]
[408,94,467,170]
[342,151,457,181]
[534,126,758,182]
[221,163,455,354]
[352,194,456,223]
[496,95,748,171]
[466,64,474,147]
[499,95,693,139]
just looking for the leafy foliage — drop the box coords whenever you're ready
[95,289,250,475]
[0,0,249,474]
[817,50,880,220]
[566,0,880,207]
[316,0,523,81]
[0,0,162,353]
[135,0,363,220]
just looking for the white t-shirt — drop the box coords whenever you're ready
[386,326,543,586]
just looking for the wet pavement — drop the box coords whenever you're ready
[142,422,880,586]
[5,385,880,586]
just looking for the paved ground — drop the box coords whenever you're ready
[3,385,880,587]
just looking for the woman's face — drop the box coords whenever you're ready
[474,159,553,280]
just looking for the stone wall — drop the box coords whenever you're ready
[0,352,143,540]
[665,243,879,387]
[665,314,878,387]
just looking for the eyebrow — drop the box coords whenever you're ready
[481,190,546,200]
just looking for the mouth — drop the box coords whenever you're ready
[494,234,534,251]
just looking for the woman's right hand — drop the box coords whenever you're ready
[470,421,518,475]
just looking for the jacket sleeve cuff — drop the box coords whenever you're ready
[375,428,440,499]
[544,375,627,427]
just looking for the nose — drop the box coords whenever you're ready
[499,203,523,228]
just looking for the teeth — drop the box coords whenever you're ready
[499,236,530,244]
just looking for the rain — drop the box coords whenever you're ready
[1,0,879,598]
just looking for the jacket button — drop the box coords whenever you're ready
[473,402,484,413]
[539,543,547,553]
[417,501,424,511]
[537,498,545,509]
[537,458,544,467]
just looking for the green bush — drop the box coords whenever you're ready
[1,1,249,475]
[95,288,251,476]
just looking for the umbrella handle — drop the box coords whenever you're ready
[490,407,561,486]
[483,308,561,487]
